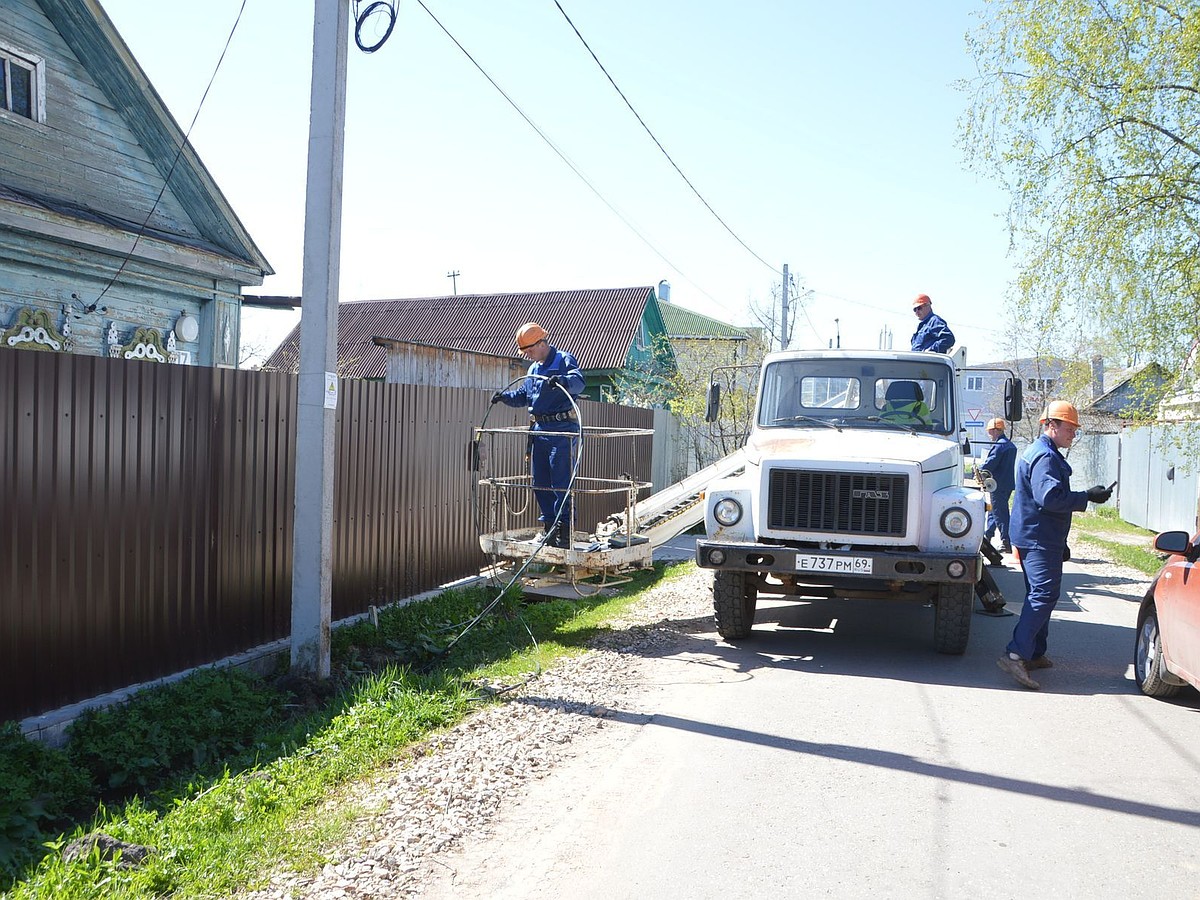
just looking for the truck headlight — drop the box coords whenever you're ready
[713,498,743,526]
[940,507,971,538]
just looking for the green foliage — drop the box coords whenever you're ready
[66,668,286,799]
[3,563,682,898]
[961,0,1200,376]
[0,723,92,882]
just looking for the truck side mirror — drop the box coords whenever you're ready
[705,382,722,422]
[961,435,971,456]
[1004,378,1024,421]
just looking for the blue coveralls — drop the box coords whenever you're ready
[982,434,1017,547]
[495,346,585,531]
[910,313,955,353]
[1006,434,1089,662]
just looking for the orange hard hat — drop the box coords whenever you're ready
[912,294,931,310]
[1040,400,1080,427]
[986,417,1006,431]
[516,322,548,351]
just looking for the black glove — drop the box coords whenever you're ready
[490,391,503,405]
[1086,484,1112,504]
[544,375,562,389]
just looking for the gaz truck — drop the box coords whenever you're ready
[696,348,1022,654]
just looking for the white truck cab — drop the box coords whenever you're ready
[696,348,1021,653]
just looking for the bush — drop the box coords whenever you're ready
[66,668,285,798]
[0,722,92,883]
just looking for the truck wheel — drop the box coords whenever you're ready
[713,571,756,640]
[934,582,972,654]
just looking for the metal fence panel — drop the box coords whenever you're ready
[2,348,657,723]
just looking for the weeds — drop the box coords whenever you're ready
[1,564,679,898]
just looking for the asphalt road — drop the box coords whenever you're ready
[422,552,1200,899]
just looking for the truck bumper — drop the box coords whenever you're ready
[695,539,980,585]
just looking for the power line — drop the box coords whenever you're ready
[88,0,250,312]
[552,0,780,277]
[413,0,726,306]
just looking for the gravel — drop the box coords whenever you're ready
[238,565,714,900]
[238,543,1155,899]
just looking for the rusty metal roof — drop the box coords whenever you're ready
[263,286,658,379]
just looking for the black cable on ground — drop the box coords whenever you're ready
[431,376,584,676]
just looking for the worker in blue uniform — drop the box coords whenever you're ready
[492,322,586,549]
[909,294,955,353]
[997,401,1112,689]
[980,417,1017,554]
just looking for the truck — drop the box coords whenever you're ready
[696,348,1022,654]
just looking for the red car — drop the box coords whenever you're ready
[1135,531,1200,698]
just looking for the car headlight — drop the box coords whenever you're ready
[940,507,971,538]
[713,498,743,527]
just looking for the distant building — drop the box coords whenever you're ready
[263,286,676,402]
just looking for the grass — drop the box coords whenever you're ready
[2,561,690,899]
[1070,508,1165,577]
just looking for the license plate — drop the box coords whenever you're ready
[795,553,873,574]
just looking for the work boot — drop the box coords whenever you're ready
[997,655,1040,689]
[550,524,571,549]
[1025,656,1053,670]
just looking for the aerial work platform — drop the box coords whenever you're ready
[474,416,747,588]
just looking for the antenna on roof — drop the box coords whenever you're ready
[447,270,460,295]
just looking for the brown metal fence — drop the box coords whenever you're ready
[1,348,654,723]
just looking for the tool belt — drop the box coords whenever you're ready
[531,411,577,423]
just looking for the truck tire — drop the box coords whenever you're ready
[934,582,972,654]
[713,570,756,640]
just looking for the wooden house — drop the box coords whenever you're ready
[264,286,677,402]
[0,0,271,367]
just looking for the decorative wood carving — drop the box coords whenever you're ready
[2,307,71,352]
[117,326,169,363]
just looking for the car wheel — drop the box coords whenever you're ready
[1135,603,1183,698]
[934,582,972,655]
[713,570,756,640]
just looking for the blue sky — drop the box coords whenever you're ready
[98,0,1017,364]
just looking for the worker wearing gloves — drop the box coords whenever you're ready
[997,400,1113,689]
[909,294,955,353]
[980,417,1017,554]
[492,323,585,549]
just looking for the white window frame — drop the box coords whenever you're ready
[0,41,46,124]
[965,376,984,392]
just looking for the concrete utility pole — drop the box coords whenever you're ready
[780,263,790,351]
[291,0,350,679]
[447,270,460,295]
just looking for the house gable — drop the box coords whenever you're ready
[0,0,271,367]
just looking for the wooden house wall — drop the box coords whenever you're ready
[0,0,198,238]
[383,343,527,390]
[0,228,246,365]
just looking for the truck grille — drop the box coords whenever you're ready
[767,469,908,536]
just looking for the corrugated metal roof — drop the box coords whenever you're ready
[659,303,749,339]
[264,286,657,379]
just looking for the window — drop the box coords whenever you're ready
[966,376,984,392]
[1026,378,1055,392]
[1,44,43,122]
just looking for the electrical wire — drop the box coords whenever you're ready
[552,0,780,277]
[412,0,726,308]
[87,0,249,312]
[441,376,585,664]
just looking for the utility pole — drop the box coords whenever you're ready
[834,318,841,349]
[780,263,789,351]
[446,270,460,295]
[291,0,349,679]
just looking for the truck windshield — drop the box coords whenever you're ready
[758,359,954,435]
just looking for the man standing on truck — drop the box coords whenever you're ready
[492,323,586,549]
[910,294,955,353]
[997,401,1113,689]
[981,417,1017,554]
